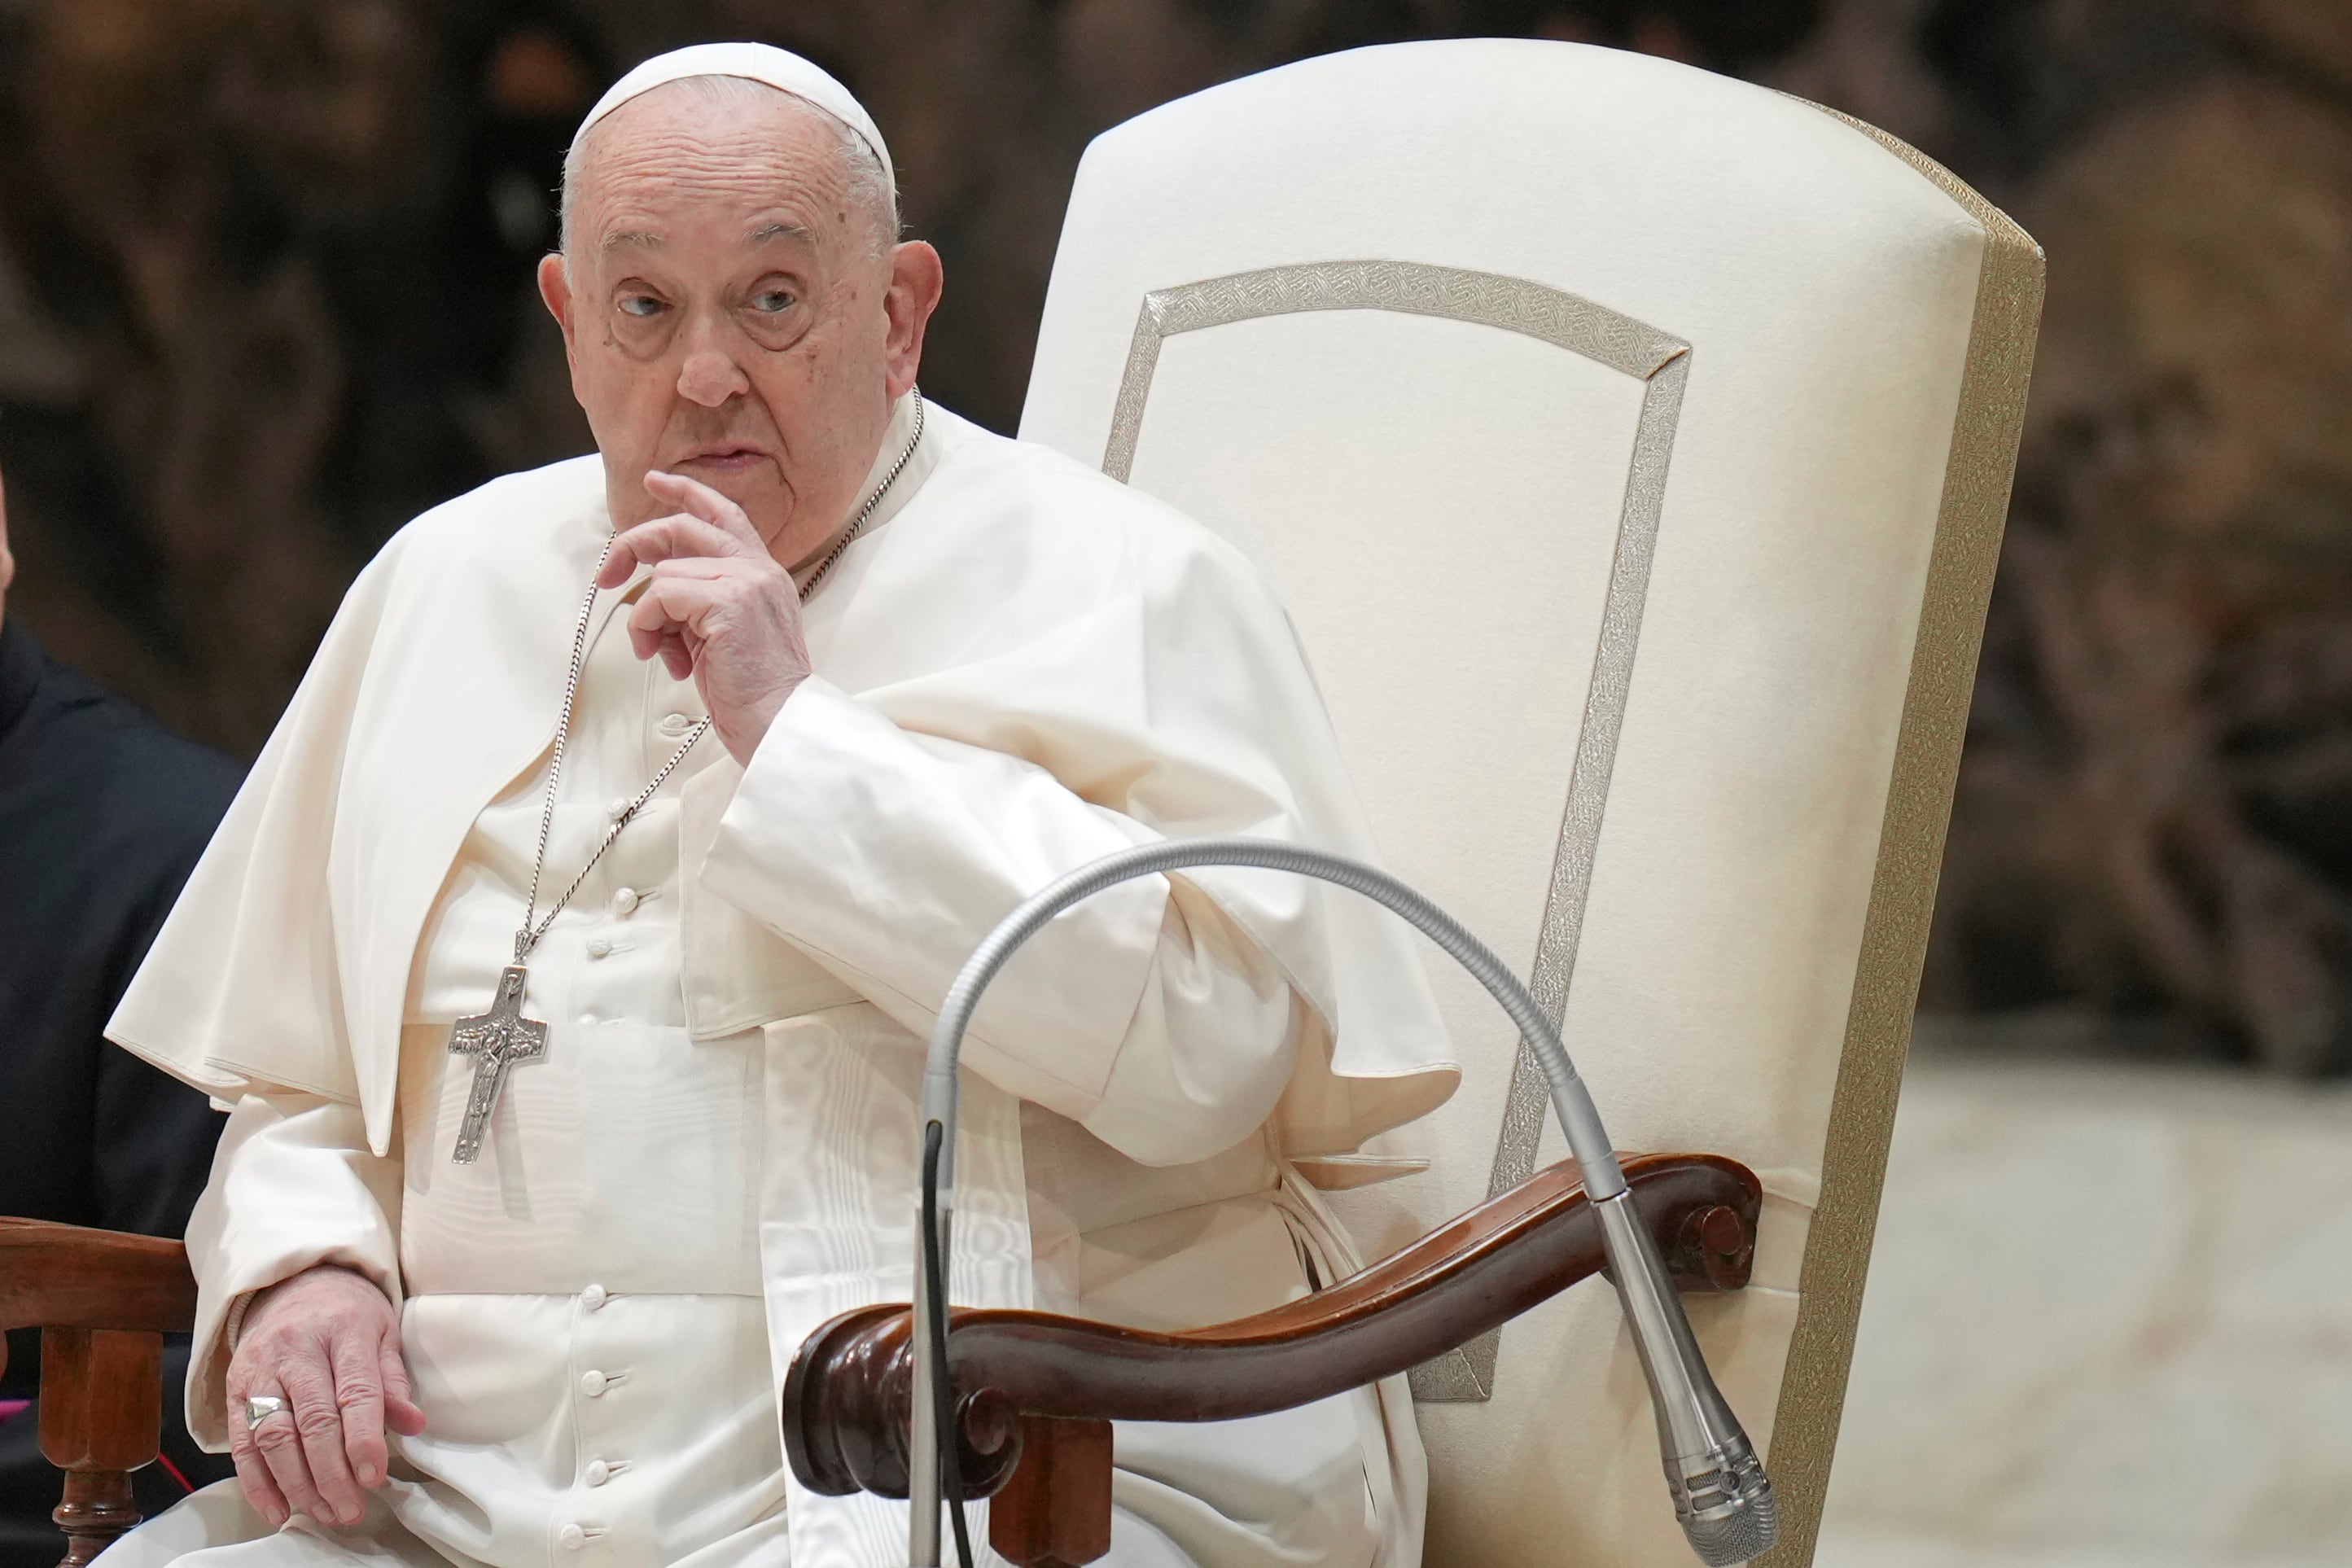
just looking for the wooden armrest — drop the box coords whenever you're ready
[782,1151,1759,1567]
[1,1219,199,1567]
[0,1219,198,1339]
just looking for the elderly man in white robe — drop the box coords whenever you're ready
[94,42,1456,1568]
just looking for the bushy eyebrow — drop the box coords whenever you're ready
[595,220,814,257]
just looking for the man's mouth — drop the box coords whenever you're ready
[672,445,769,475]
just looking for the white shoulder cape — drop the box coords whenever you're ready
[108,408,1459,1160]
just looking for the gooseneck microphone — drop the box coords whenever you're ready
[909,838,1776,1568]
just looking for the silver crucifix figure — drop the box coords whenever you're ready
[448,964,548,1163]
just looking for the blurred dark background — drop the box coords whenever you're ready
[1,0,2348,1071]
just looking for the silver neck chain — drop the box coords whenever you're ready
[513,388,928,961]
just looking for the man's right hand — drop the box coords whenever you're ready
[224,1264,426,1527]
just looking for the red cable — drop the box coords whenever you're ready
[155,1452,195,1494]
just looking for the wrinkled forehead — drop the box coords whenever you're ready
[580,77,843,182]
[572,82,855,252]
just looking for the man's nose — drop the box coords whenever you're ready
[676,341,751,409]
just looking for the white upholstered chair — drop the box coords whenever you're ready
[1017,39,2041,1566]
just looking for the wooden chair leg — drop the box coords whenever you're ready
[52,1472,141,1568]
[987,1416,1112,1568]
[38,1327,164,1567]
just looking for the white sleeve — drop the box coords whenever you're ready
[180,1093,403,1450]
[699,677,1302,1167]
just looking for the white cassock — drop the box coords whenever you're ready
[96,392,1460,1568]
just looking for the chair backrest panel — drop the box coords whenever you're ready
[1020,38,2039,1566]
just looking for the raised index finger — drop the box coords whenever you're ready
[598,511,751,588]
[646,470,766,554]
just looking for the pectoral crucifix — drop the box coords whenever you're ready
[448,964,548,1163]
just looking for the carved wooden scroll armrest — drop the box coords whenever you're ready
[783,1151,1760,1568]
[0,1217,200,1566]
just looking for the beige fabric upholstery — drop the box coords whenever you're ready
[1017,38,2040,1567]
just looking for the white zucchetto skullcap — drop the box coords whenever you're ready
[577,42,892,192]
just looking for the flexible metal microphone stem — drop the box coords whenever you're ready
[909,837,1776,1567]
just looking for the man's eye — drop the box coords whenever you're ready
[751,289,796,313]
[619,296,665,318]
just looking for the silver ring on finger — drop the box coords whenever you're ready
[244,1393,289,1431]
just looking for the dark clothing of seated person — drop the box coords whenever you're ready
[0,593,245,1566]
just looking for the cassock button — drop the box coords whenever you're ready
[579,1370,608,1398]
[558,1524,586,1551]
[580,1283,608,1312]
[658,712,698,738]
[585,1460,611,1487]
[605,797,632,821]
[611,888,640,918]
[586,938,612,960]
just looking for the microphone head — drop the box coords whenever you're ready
[1667,1434,1778,1566]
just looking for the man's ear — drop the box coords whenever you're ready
[537,252,589,409]
[883,241,944,399]
[537,252,577,357]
